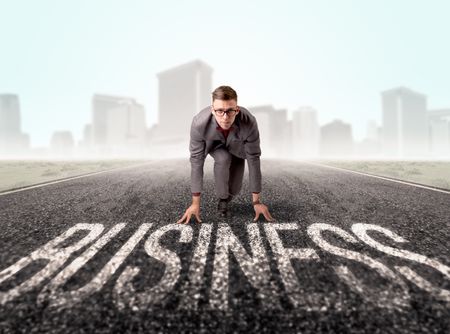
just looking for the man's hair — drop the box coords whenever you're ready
[212,85,238,101]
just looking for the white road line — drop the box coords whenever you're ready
[0,161,155,196]
[307,162,450,195]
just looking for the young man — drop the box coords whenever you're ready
[176,85,274,223]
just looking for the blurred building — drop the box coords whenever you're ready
[50,131,74,156]
[366,119,380,142]
[91,94,146,156]
[291,106,319,158]
[355,120,381,157]
[428,108,450,157]
[250,105,291,158]
[0,94,29,155]
[152,59,213,154]
[80,124,93,147]
[381,87,428,157]
[77,124,93,157]
[320,119,354,157]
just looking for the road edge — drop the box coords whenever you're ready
[0,160,156,196]
[306,161,450,195]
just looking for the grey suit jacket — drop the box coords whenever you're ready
[190,105,262,194]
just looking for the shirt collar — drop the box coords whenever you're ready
[215,119,233,132]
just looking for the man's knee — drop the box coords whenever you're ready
[229,159,245,195]
[212,149,232,166]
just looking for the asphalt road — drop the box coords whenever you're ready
[0,159,449,333]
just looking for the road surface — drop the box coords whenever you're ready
[0,159,449,333]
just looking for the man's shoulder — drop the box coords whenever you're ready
[192,106,213,129]
[237,106,257,125]
[194,106,212,119]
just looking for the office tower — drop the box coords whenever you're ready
[428,109,450,156]
[80,124,93,148]
[320,119,354,157]
[355,119,382,157]
[155,59,213,144]
[381,87,428,157]
[250,105,290,158]
[291,106,319,158]
[366,120,380,142]
[92,94,146,154]
[249,105,273,157]
[0,94,20,137]
[50,131,74,156]
[0,94,29,154]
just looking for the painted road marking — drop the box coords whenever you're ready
[352,223,450,303]
[209,223,280,311]
[114,224,193,311]
[0,224,104,305]
[38,223,152,309]
[307,162,450,195]
[307,223,410,311]
[264,223,327,311]
[1,222,449,310]
[178,224,212,310]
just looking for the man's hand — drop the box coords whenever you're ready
[177,203,202,224]
[253,203,274,222]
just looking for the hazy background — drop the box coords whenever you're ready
[1,0,449,159]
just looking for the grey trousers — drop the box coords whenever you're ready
[209,148,245,200]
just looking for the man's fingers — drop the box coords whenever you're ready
[265,214,274,222]
[177,209,203,225]
[183,213,193,224]
[263,211,272,222]
[176,212,187,224]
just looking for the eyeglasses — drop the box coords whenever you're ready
[212,107,239,117]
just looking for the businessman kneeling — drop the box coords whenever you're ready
[177,85,274,224]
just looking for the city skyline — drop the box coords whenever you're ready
[1,57,449,159]
[1,1,449,147]
[2,58,447,155]
[1,71,445,151]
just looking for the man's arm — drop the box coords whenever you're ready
[189,117,206,199]
[252,192,261,204]
[177,118,205,224]
[245,118,274,222]
[244,120,262,194]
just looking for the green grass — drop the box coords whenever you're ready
[0,160,147,192]
[319,160,450,190]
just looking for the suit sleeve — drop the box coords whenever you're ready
[189,117,206,194]
[244,119,262,193]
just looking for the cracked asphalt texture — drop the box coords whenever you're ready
[0,159,449,333]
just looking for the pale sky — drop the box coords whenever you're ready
[1,0,449,147]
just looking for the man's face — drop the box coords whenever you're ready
[211,99,240,130]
